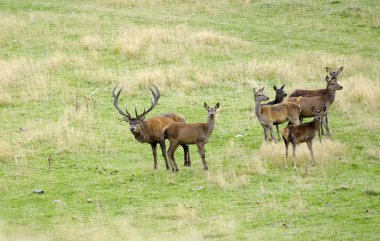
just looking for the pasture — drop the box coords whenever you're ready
[1,0,379,240]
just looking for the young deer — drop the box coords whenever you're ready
[253,87,301,142]
[286,75,343,139]
[282,106,326,169]
[165,103,220,172]
[289,66,344,136]
[262,84,287,141]
[113,85,190,170]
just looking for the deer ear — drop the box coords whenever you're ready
[326,67,331,74]
[325,75,329,82]
[253,88,256,93]
[260,87,265,92]
[215,102,220,109]
[322,105,327,112]
[122,117,130,122]
[337,66,344,73]
[204,102,209,110]
[311,106,315,112]
[281,84,285,89]
[273,85,277,91]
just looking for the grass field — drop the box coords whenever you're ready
[1,0,379,240]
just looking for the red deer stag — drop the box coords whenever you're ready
[165,102,220,172]
[286,75,343,139]
[262,84,287,141]
[112,85,190,170]
[282,106,326,169]
[289,66,344,136]
[253,87,301,142]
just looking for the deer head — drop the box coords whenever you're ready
[112,84,160,135]
[274,84,287,99]
[311,105,327,122]
[204,102,220,120]
[253,87,269,102]
[325,75,343,91]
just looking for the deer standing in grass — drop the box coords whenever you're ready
[289,66,344,137]
[282,106,326,169]
[165,102,220,172]
[253,87,301,142]
[287,74,343,139]
[262,84,287,141]
[112,85,190,170]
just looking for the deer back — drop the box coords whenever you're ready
[165,122,208,144]
[287,96,328,118]
[141,114,186,142]
[261,102,300,124]
[289,88,327,98]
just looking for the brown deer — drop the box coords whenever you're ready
[289,66,344,98]
[289,66,344,136]
[112,85,190,170]
[286,75,343,139]
[165,102,220,172]
[282,106,326,169]
[253,87,301,142]
[262,84,287,141]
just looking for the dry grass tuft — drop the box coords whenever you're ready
[172,203,197,224]
[204,216,236,238]
[257,139,346,168]
[336,75,380,113]
[22,107,99,153]
[80,35,102,50]
[0,141,13,163]
[114,26,248,62]
[207,170,250,189]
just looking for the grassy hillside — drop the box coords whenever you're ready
[1,0,379,240]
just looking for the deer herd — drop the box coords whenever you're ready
[113,66,344,171]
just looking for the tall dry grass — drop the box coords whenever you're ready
[0,141,13,163]
[257,140,346,169]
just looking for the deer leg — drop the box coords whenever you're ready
[180,144,190,167]
[322,115,332,139]
[262,125,268,142]
[196,143,208,171]
[320,119,325,136]
[283,137,289,170]
[159,141,170,170]
[151,143,158,170]
[167,142,180,172]
[276,124,281,142]
[269,124,276,143]
[307,139,316,166]
[291,141,297,170]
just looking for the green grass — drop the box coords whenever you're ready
[1,0,379,240]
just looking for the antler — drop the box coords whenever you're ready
[136,84,160,119]
[112,85,131,120]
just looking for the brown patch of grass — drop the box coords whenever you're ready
[172,203,197,224]
[257,140,346,168]
[22,108,99,153]
[80,35,102,51]
[114,26,248,62]
[0,141,13,163]
[207,170,250,189]
[204,216,236,238]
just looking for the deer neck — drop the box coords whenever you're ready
[254,100,263,119]
[206,115,216,137]
[326,87,337,104]
[311,118,322,132]
[274,96,283,104]
[133,125,147,143]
